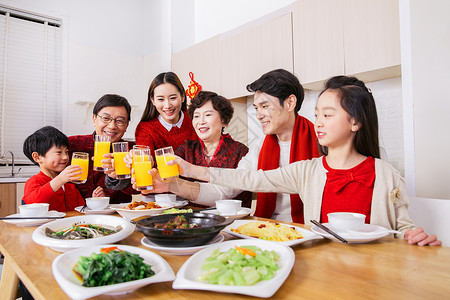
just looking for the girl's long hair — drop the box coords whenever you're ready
[319,76,380,158]
[140,72,187,122]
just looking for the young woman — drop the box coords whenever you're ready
[135,72,198,156]
[169,76,441,246]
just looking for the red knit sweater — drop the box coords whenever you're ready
[24,171,85,212]
[320,156,375,224]
[135,111,198,157]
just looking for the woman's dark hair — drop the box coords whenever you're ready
[140,72,187,122]
[93,94,132,122]
[319,75,380,158]
[23,126,69,165]
[246,69,304,114]
[187,91,234,126]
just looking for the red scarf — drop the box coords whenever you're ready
[256,115,320,223]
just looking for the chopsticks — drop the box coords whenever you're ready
[1,216,63,220]
[311,220,348,244]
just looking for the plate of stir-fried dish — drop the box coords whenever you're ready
[32,215,135,252]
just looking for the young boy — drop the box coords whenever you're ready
[23,126,86,212]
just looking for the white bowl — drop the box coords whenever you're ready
[215,200,242,215]
[52,244,175,299]
[19,203,49,217]
[327,212,366,231]
[155,193,177,205]
[31,215,135,252]
[110,203,174,220]
[85,197,110,210]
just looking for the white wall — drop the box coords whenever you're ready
[0,0,169,140]
[408,0,450,199]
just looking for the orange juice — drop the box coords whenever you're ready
[114,151,131,178]
[71,157,89,183]
[94,141,110,171]
[134,161,153,190]
[132,152,149,178]
[156,155,179,180]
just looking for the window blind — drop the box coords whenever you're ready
[0,8,62,164]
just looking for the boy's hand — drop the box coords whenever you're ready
[404,227,442,246]
[60,164,83,183]
[92,186,106,197]
[50,165,82,192]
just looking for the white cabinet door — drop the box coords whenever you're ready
[171,35,222,97]
[292,0,345,90]
[343,0,401,78]
[220,13,294,99]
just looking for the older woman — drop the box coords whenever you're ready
[139,91,252,207]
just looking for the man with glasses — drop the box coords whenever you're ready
[69,94,137,204]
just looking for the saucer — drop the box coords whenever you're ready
[141,233,225,255]
[75,205,115,215]
[311,223,391,243]
[200,207,253,220]
[2,211,66,226]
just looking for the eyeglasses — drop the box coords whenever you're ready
[96,115,128,127]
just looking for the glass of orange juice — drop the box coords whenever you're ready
[71,152,89,184]
[112,142,131,179]
[133,146,153,191]
[155,146,179,181]
[132,145,149,178]
[93,135,111,171]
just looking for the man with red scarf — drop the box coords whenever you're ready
[164,69,319,223]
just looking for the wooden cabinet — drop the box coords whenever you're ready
[220,13,294,99]
[0,183,16,217]
[343,0,401,77]
[172,35,222,96]
[173,0,401,95]
[293,0,401,90]
[172,13,293,99]
[292,0,345,90]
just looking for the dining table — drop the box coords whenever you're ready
[1,211,449,300]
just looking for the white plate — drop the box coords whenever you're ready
[110,203,174,220]
[2,211,66,227]
[172,239,295,298]
[141,233,225,255]
[75,205,115,215]
[172,200,188,208]
[52,244,175,300]
[310,223,391,243]
[200,207,253,220]
[223,220,323,247]
[32,215,135,252]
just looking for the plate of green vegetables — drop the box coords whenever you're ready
[52,244,175,299]
[172,239,295,298]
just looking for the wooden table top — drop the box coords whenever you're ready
[1,212,449,300]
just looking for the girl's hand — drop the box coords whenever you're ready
[131,168,170,194]
[103,153,117,179]
[404,227,442,246]
[166,155,210,181]
[92,186,106,197]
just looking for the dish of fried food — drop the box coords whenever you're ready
[231,221,303,241]
[124,201,162,210]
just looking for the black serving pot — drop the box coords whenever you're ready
[135,213,234,247]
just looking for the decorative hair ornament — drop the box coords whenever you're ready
[185,72,202,100]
